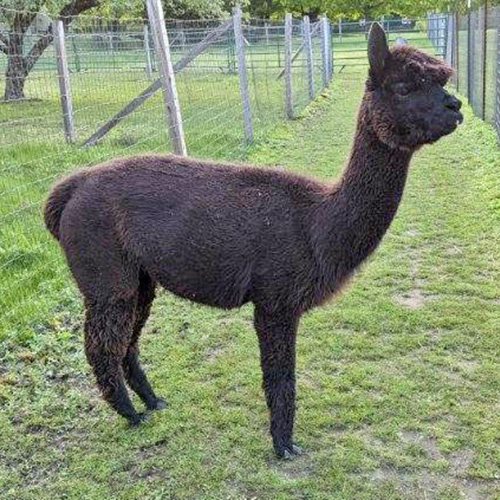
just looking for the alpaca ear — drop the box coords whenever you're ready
[368,22,390,84]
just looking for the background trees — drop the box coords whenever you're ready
[0,1,103,100]
[0,0,471,101]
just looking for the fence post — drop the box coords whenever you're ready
[146,0,187,155]
[467,7,472,104]
[339,18,342,43]
[454,12,460,90]
[303,16,314,100]
[320,16,330,86]
[445,14,453,65]
[496,6,500,140]
[284,13,293,119]
[328,18,334,79]
[53,20,76,144]
[143,24,153,78]
[481,1,488,119]
[71,34,81,73]
[233,5,254,142]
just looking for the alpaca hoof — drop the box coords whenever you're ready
[276,442,304,459]
[128,412,148,427]
[148,397,167,411]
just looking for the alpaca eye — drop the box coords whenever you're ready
[393,83,410,96]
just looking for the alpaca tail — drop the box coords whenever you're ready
[44,170,86,240]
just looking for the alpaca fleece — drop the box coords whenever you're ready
[44,24,462,458]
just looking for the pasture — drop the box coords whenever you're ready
[1,65,500,499]
[0,27,439,338]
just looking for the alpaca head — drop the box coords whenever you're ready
[364,23,463,151]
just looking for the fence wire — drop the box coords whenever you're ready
[451,5,500,140]
[0,9,336,337]
[329,16,446,73]
[0,10,455,338]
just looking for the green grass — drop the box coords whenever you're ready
[0,63,291,337]
[1,69,500,499]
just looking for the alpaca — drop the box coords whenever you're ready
[44,24,462,458]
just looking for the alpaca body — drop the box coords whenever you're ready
[57,155,329,312]
[53,131,410,315]
[44,25,462,458]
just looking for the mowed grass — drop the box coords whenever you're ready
[0,49,301,338]
[1,67,500,499]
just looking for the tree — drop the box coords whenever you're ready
[0,0,230,101]
[161,0,227,18]
[0,0,100,101]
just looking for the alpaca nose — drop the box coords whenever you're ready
[445,94,462,111]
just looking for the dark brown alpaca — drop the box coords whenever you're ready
[44,24,462,458]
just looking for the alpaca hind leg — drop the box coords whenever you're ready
[84,297,144,425]
[254,305,303,458]
[122,271,165,410]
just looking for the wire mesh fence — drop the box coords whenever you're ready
[0,7,457,338]
[451,4,500,139]
[0,7,336,337]
[329,16,446,73]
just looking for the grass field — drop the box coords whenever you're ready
[0,60,291,339]
[0,27,443,339]
[1,67,500,499]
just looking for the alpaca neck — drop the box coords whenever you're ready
[315,109,414,279]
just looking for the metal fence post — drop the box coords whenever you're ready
[496,6,500,140]
[320,16,330,86]
[454,12,460,91]
[445,13,453,65]
[146,0,187,156]
[284,13,293,119]
[339,18,342,43]
[328,18,334,79]
[481,1,488,120]
[233,5,254,142]
[303,16,314,100]
[71,34,81,73]
[53,20,76,144]
[467,7,472,105]
[144,24,153,78]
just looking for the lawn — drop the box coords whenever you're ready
[1,65,500,499]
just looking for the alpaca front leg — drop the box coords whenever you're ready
[254,305,303,458]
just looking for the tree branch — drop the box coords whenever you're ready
[24,0,101,73]
[25,28,53,73]
[0,32,8,54]
[59,0,100,23]
[13,11,38,36]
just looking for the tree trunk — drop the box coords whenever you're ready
[3,34,27,101]
[4,55,27,101]
[2,0,99,102]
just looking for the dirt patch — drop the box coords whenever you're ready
[207,345,225,362]
[394,289,429,309]
[445,246,463,256]
[275,455,315,480]
[369,468,495,500]
[405,229,421,238]
[400,430,443,460]
[449,449,475,476]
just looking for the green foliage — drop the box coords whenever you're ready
[0,0,229,21]
[249,0,470,19]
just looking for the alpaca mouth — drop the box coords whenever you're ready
[455,112,464,125]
